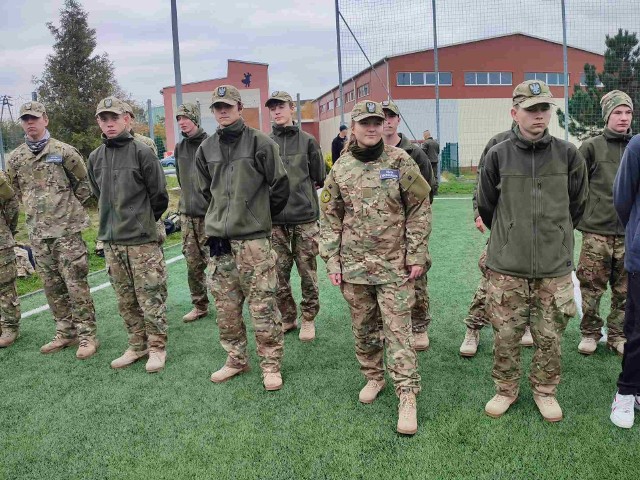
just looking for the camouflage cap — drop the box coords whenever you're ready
[122,101,135,119]
[351,101,385,122]
[601,90,633,122]
[381,100,400,115]
[19,101,46,119]
[96,97,129,116]
[265,91,293,107]
[176,103,200,125]
[512,80,555,108]
[210,85,241,107]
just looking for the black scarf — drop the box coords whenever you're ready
[217,118,245,144]
[349,139,384,162]
[25,129,50,154]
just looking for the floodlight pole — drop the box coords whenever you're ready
[335,0,345,126]
[432,0,441,181]
[561,0,569,141]
[147,99,154,143]
[171,0,183,107]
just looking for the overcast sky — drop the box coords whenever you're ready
[0,0,637,114]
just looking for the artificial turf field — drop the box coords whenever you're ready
[1,196,639,480]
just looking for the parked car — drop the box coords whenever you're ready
[160,156,176,168]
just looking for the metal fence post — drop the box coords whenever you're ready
[432,0,441,179]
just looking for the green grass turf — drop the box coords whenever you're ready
[1,197,638,480]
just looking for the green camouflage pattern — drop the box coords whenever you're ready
[0,258,19,332]
[411,274,431,333]
[7,138,92,240]
[181,214,209,311]
[487,270,576,397]
[320,145,432,284]
[133,132,158,155]
[341,281,420,395]
[31,233,96,340]
[272,221,320,324]
[19,101,46,118]
[576,233,626,343]
[601,89,633,122]
[464,246,490,330]
[104,242,168,350]
[208,237,284,373]
[175,103,200,126]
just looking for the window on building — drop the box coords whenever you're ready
[579,73,604,87]
[357,84,370,98]
[344,90,355,103]
[328,99,334,111]
[336,97,342,107]
[396,72,452,86]
[319,104,325,113]
[524,72,569,86]
[464,72,512,85]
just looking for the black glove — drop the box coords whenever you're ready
[205,237,232,258]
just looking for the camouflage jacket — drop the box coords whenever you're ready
[472,129,513,219]
[175,128,209,217]
[0,170,19,264]
[132,132,158,155]
[319,144,432,285]
[396,133,435,203]
[269,123,325,225]
[7,138,92,240]
[88,131,169,245]
[577,128,632,236]
[478,128,588,279]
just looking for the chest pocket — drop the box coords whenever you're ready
[360,167,402,215]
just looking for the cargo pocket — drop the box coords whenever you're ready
[253,250,277,293]
[553,282,577,318]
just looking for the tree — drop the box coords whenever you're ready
[558,29,640,140]
[34,0,125,157]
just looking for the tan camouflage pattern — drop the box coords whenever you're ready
[512,80,555,108]
[210,85,242,107]
[0,258,19,332]
[208,237,284,373]
[265,91,293,107]
[341,281,420,395]
[272,221,320,324]
[464,246,490,330]
[14,246,35,277]
[576,232,627,343]
[601,89,633,122]
[487,270,576,397]
[133,132,158,155]
[96,97,129,116]
[31,233,96,340]
[412,274,431,332]
[19,101,46,118]
[181,214,209,311]
[7,138,92,240]
[351,100,385,122]
[104,242,168,350]
[320,145,432,284]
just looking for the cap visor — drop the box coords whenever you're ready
[519,96,556,109]
[210,99,238,108]
[352,112,385,122]
[96,108,125,116]
[19,111,44,119]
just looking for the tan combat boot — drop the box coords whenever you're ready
[263,371,283,391]
[76,338,100,360]
[414,331,430,351]
[533,394,563,422]
[40,335,79,354]
[282,321,297,333]
[111,349,148,369]
[0,329,19,348]
[146,348,167,373]
[485,394,518,418]
[520,326,533,347]
[359,379,386,404]
[299,321,315,342]
[210,364,251,383]
[182,308,208,323]
[460,328,480,357]
[608,340,625,356]
[397,391,418,435]
[578,337,598,355]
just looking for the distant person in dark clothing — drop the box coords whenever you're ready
[422,130,440,195]
[331,125,348,164]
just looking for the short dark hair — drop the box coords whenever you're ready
[339,124,347,131]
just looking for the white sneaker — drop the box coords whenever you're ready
[610,392,635,429]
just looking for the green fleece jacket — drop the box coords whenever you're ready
[269,124,325,225]
[195,118,290,240]
[175,128,209,217]
[88,131,169,245]
[397,134,435,202]
[472,129,513,219]
[478,128,588,279]
[577,128,632,236]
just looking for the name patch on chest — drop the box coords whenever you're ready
[45,154,63,164]
[379,169,399,180]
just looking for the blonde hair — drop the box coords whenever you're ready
[341,121,357,155]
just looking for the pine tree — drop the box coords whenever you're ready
[34,0,124,156]
[558,29,640,140]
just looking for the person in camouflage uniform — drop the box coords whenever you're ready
[381,100,434,351]
[478,81,588,422]
[0,171,20,347]
[421,130,440,195]
[88,97,169,373]
[266,91,326,342]
[459,124,534,357]
[7,101,98,359]
[195,85,289,391]
[320,101,431,435]
[576,90,634,356]
[174,103,210,323]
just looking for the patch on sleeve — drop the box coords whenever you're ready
[380,169,400,180]
[45,154,63,164]
[320,189,332,203]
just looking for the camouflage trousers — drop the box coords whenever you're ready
[181,215,209,311]
[0,248,20,332]
[341,281,420,396]
[412,274,431,333]
[31,233,96,340]
[272,222,320,324]
[105,242,168,350]
[209,237,284,373]
[577,233,627,343]
[487,270,576,397]
[464,245,490,330]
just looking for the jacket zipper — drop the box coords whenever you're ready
[531,148,537,277]
[224,144,232,238]
[109,148,116,242]
[282,135,288,224]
